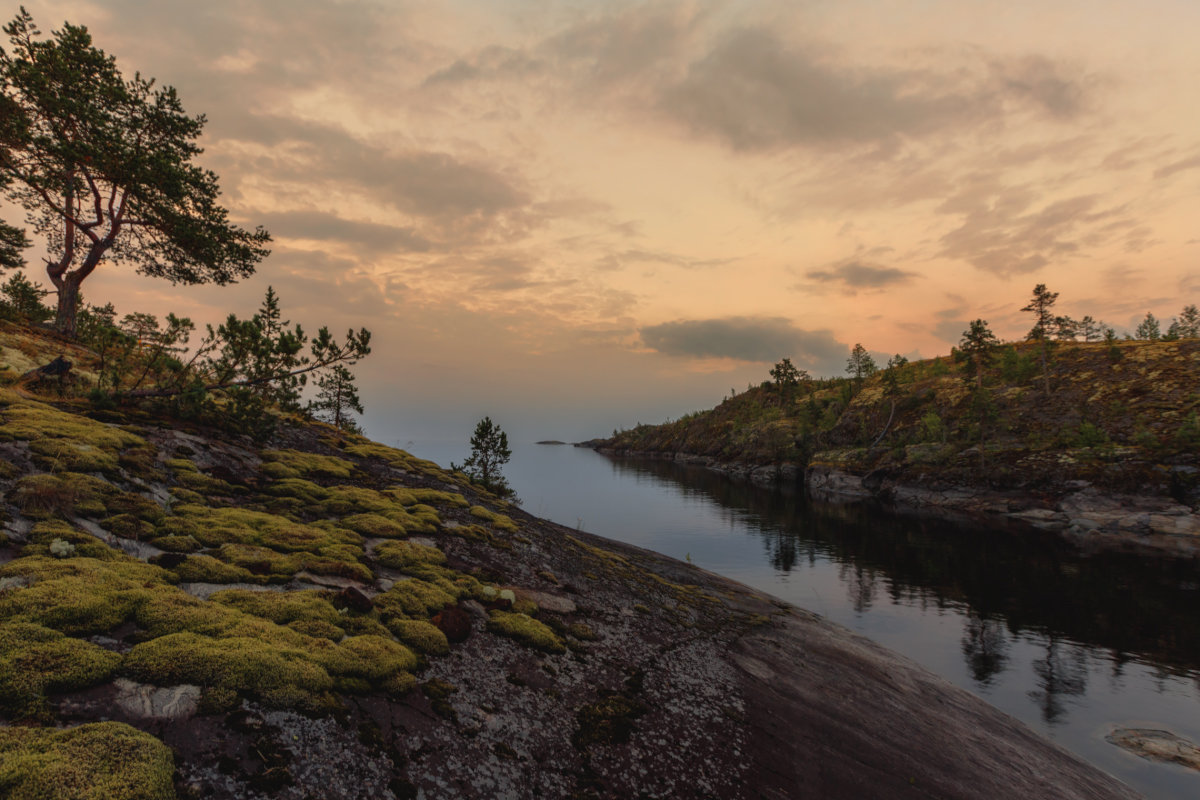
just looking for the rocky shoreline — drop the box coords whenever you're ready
[591,446,1200,557]
[807,463,1200,557]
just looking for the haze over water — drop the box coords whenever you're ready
[411,441,1200,799]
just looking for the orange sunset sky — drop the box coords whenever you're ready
[7,1,1200,443]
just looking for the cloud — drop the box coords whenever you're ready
[804,260,916,290]
[639,316,845,367]
[933,318,968,345]
[422,46,544,86]
[938,188,1131,275]
[595,248,736,272]
[255,210,432,254]
[1154,153,1200,180]
[541,6,693,89]
[655,28,1093,152]
[991,55,1090,120]
[220,118,530,223]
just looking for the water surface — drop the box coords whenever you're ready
[408,440,1200,798]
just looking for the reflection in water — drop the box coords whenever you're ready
[1029,636,1089,725]
[840,563,878,613]
[962,613,1009,687]
[605,454,1200,682]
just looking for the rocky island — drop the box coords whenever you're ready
[595,338,1200,556]
[0,321,1142,798]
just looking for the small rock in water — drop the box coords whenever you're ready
[1106,728,1200,770]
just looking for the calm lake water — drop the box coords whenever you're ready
[407,440,1200,799]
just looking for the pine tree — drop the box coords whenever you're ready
[1178,305,1200,338]
[959,319,1000,391]
[959,319,1000,466]
[0,270,51,322]
[769,357,807,407]
[845,343,877,382]
[1078,315,1101,342]
[309,364,363,433]
[0,9,270,336]
[1021,284,1059,393]
[459,416,512,494]
[1135,312,1161,341]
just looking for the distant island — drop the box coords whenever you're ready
[535,439,567,445]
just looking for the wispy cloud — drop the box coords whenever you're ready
[804,259,916,291]
[640,316,845,368]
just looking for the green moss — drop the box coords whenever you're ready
[100,513,153,540]
[261,449,355,479]
[0,397,145,475]
[0,557,169,635]
[301,553,373,584]
[0,622,122,719]
[487,611,565,654]
[7,473,113,519]
[287,619,344,640]
[165,458,235,495]
[264,478,332,505]
[168,555,260,584]
[569,623,598,641]
[387,619,450,655]
[387,488,470,509]
[172,505,363,552]
[164,457,197,474]
[511,598,538,616]
[318,485,394,516]
[469,505,519,533]
[261,461,299,480]
[21,521,120,562]
[213,543,303,577]
[341,440,453,481]
[374,540,446,571]
[341,513,407,538]
[122,631,335,708]
[167,487,204,505]
[0,549,413,711]
[374,579,459,620]
[116,446,158,481]
[210,542,372,583]
[0,722,175,800]
[211,589,342,629]
[147,534,200,553]
[309,635,418,683]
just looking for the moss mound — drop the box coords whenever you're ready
[487,611,565,654]
[0,722,175,800]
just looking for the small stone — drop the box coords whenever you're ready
[1107,728,1200,770]
[339,586,374,612]
[113,678,201,721]
[432,606,471,643]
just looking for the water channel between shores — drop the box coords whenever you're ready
[407,440,1200,799]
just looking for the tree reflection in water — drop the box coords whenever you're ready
[1028,636,1089,724]
[961,612,1010,686]
[605,455,1200,691]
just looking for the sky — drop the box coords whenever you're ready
[5,0,1200,445]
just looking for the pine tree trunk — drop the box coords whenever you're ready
[54,276,81,338]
